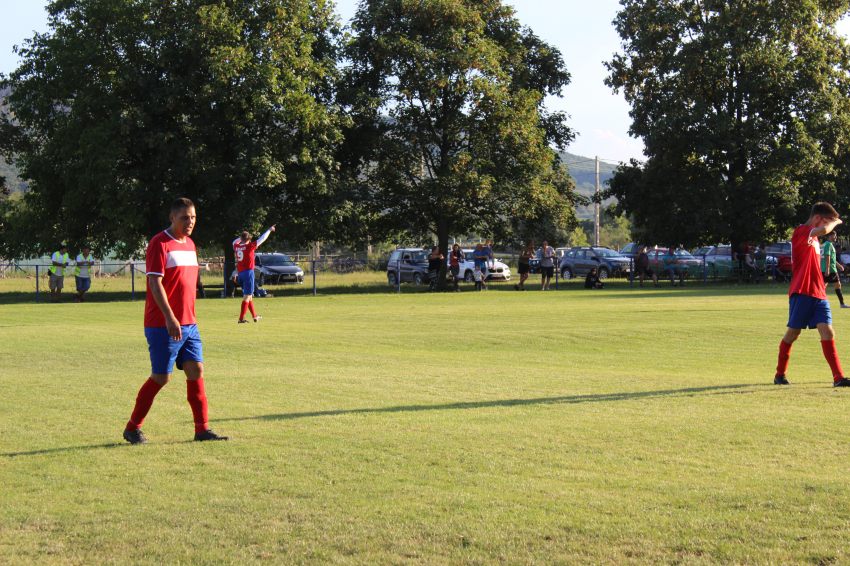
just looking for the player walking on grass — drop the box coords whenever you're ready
[775,202,850,387]
[123,198,228,444]
[233,224,275,323]
[822,231,848,308]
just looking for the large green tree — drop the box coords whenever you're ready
[603,0,850,248]
[0,0,345,261]
[342,0,583,286]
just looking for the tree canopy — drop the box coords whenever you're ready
[603,0,850,248]
[0,0,346,260]
[342,0,584,283]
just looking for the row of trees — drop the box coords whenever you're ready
[603,0,850,250]
[0,0,585,289]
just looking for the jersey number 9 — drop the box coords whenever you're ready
[236,250,244,262]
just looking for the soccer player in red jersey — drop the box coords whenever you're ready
[775,202,850,387]
[123,198,228,444]
[233,224,275,323]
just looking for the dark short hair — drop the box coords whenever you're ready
[171,197,195,213]
[812,202,839,218]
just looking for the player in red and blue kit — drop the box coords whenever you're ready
[123,198,228,444]
[233,224,275,323]
[775,202,850,387]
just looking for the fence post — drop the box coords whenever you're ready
[630,258,634,288]
[312,260,317,296]
[131,261,135,300]
[223,261,227,298]
[555,259,559,290]
[703,255,707,285]
[36,265,39,304]
[397,259,401,293]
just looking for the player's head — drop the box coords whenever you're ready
[810,202,839,226]
[169,197,196,237]
[240,231,251,243]
[827,231,838,242]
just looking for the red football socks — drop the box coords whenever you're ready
[186,378,209,434]
[776,340,792,377]
[126,378,164,431]
[239,301,248,321]
[248,301,256,318]
[821,340,845,382]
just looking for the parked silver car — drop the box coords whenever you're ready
[255,253,304,285]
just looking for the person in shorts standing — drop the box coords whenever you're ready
[49,245,70,303]
[540,240,555,291]
[123,197,228,444]
[821,231,848,308]
[233,224,275,323]
[774,202,850,386]
[73,246,95,303]
[515,241,534,291]
[428,246,444,293]
[635,245,659,288]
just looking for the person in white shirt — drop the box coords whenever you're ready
[540,241,556,291]
[74,246,95,303]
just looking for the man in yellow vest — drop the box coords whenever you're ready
[74,246,95,303]
[49,244,71,303]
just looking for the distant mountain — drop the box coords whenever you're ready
[558,151,620,219]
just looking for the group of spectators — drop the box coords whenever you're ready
[634,245,687,288]
[47,244,95,303]
[429,240,497,292]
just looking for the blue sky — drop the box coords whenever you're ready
[2,1,849,163]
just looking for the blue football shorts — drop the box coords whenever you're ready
[144,324,204,375]
[237,269,255,296]
[788,293,832,330]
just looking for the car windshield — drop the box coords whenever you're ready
[592,248,621,258]
[409,251,429,261]
[261,255,296,266]
[674,250,696,259]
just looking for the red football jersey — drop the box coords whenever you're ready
[233,240,258,273]
[789,224,827,300]
[144,230,199,328]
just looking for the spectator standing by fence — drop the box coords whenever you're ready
[49,244,70,303]
[735,242,760,283]
[449,244,464,292]
[74,246,95,303]
[515,241,534,291]
[663,248,685,287]
[822,231,848,308]
[473,243,488,290]
[233,224,275,323]
[635,245,659,288]
[540,241,555,291]
[428,246,443,293]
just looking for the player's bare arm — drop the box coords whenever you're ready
[809,217,842,238]
[148,274,181,341]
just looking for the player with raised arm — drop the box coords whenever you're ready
[233,224,276,323]
[123,198,228,444]
[775,202,850,387]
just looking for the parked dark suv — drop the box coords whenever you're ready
[387,248,431,286]
[559,246,632,280]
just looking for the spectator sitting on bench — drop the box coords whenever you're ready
[585,267,604,289]
[663,247,685,287]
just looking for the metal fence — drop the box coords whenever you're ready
[0,255,793,303]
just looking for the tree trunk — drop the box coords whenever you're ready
[436,219,450,291]
[224,237,236,276]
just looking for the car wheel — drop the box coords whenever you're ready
[561,267,572,280]
[412,273,423,285]
[464,270,475,283]
[598,267,609,280]
[258,272,266,287]
[388,272,398,286]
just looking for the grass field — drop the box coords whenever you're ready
[3,280,850,565]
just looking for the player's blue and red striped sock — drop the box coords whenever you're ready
[126,378,164,431]
[239,301,248,321]
[821,340,844,383]
[187,378,209,434]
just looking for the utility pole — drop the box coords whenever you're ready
[594,156,600,246]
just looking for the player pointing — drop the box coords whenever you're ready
[124,198,228,444]
[233,224,276,323]
[775,202,850,387]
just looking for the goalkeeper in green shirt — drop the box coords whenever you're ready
[822,231,848,308]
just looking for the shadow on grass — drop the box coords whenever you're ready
[0,440,196,458]
[214,383,764,424]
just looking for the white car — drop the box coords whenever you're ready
[449,249,511,282]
